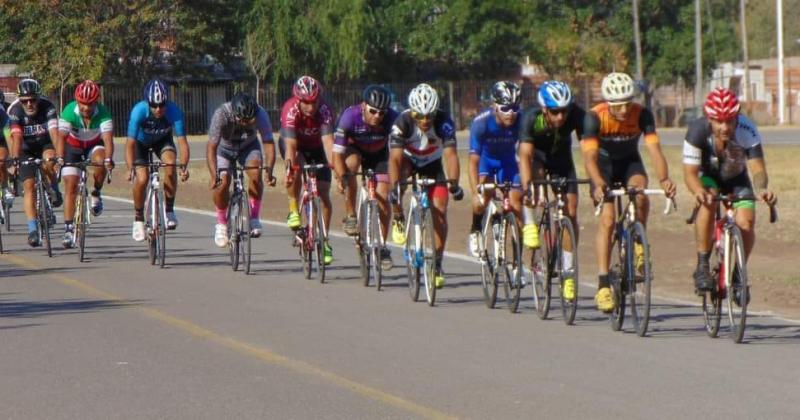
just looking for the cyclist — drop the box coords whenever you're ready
[125,79,190,242]
[517,80,587,300]
[280,75,335,265]
[56,80,115,248]
[332,85,398,268]
[467,81,523,256]
[0,92,13,210]
[581,72,676,312]
[683,87,776,295]
[388,83,463,288]
[6,79,60,247]
[207,92,276,247]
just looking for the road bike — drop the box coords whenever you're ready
[59,159,111,262]
[354,169,387,290]
[18,158,57,257]
[134,150,183,268]
[293,163,328,283]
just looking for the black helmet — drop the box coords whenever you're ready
[231,92,258,120]
[491,81,521,106]
[17,78,42,97]
[362,85,391,110]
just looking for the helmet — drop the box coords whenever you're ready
[143,79,168,104]
[231,92,258,120]
[537,80,572,108]
[601,72,636,103]
[408,83,439,115]
[17,78,42,97]
[703,87,740,121]
[292,75,321,102]
[491,81,521,106]
[362,85,392,110]
[74,80,100,104]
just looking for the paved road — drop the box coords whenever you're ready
[1,199,799,419]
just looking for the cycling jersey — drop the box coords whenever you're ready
[7,98,59,150]
[519,104,586,158]
[126,100,186,145]
[334,104,398,154]
[581,102,658,158]
[389,110,457,168]
[682,114,763,182]
[58,100,113,148]
[279,97,334,151]
[208,102,273,151]
[0,105,7,147]
[469,108,521,184]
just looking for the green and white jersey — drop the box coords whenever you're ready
[58,101,113,144]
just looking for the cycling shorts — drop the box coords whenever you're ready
[278,137,331,183]
[406,157,448,200]
[217,142,263,171]
[19,138,55,181]
[61,143,106,177]
[591,152,647,203]
[478,154,520,187]
[701,173,755,210]
[133,138,176,166]
[533,150,578,194]
[343,146,389,183]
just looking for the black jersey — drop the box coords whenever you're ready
[519,104,585,157]
[7,98,58,144]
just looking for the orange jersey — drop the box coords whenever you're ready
[580,102,658,158]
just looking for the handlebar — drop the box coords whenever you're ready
[685,194,778,225]
[594,187,676,217]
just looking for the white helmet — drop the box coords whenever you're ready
[408,83,439,115]
[601,72,636,103]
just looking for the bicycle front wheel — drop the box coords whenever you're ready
[368,201,383,291]
[532,219,552,320]
[421,209,437,306]
[155,188,167,268]
[358,200,370,287]
[314,197,326,283]
[557,217,579,325]
[609,234,626,331]
[38,182,52,257]
[242,192,253,275]
[405,215,420,302]
[227,196,241,271]
[726,226,748,343]
[500,213,522,313]
[146,188,157,265]
[479,214,498,309]
[76,188,88,262]
[629,222,652,337]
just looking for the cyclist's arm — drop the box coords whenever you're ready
[579,112,604,190]
[467,118,483,194]
[176,135,190,167]
[443,145,460,186]
[640,109,669,185]
[518,142,534,196]
[644,140,669,184]
[55,126,67,161]
[126,105,144,169]
[748,157,769,191]
[125,138,136,169]
[101,131,114,162]
[682,138,705,195]
[255,107,275,177]
[388,147,404,188]
[206,140,218,180]
[168,105,190,167]
[9,129,22,159]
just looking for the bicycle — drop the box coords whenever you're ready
[59,159,111,262]
[17,158,57,257]
[529,177,590,325]
[293,163,328,283]
[133,150,183,268]
[398,174,454,306]
[595,183,675,336]
[215,162,267,275]
[0,159,16,236]
[686,194,777,343]
[475,178,523,312]
[354,169,386,290]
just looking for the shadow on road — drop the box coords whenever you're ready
[0,298,142,319]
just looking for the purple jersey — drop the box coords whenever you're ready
[333,105,398,154]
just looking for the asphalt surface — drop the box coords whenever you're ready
[1,198,799,419]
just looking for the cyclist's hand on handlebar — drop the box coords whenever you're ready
[592,182,607,203]
[660,177,677,198]
[759,189,777,206]
[179,165,189,182]
[693,190,713,206]
[389,188,400,205]
[126,168,134,182]
[265,173,277,187]
[104,158,115,171]
[449,184,464,201]
[336,177,346,194]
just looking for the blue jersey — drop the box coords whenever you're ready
[127,100,186,144]
[469,108,520,160]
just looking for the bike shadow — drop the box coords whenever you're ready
[0,297,142,319]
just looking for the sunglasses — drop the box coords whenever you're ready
[20,98,37,105]
[497,104,519,114]
[411,111,434,121]
[300,100,317,106]
[366,106,386,116]
[149,102,166,109]
[236,116,256,125]
[546,107,568,116]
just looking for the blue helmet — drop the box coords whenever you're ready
[143,79,168,105]
[537,81,572,109]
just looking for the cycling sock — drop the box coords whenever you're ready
[27,219,37,233]
[249,197,261,220]
[471,213,482,232]
[697,251,711,266]
[91,188,101,197]
[64,221,74,232]
[165,198,175,213]
[216,207,227,224]
[134,208,144,222]
[598,274,610,289]
[288,197,298,213]
[563,251,574,272]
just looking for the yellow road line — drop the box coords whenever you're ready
[1,253,456,420]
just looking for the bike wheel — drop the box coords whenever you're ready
[501,213,522,313]
[358,200,370,286]
[405,214,421,302]
[314,198,326,283]
[227,197,241,271]
[557,217,579,325]
[479,214,498,309]
[76,189,87,262]
[726,226,748,343]
[157,189,166,268]
[38,183,52,257]
[3,198,10,232]
[532,219,552,320]
[421,209,437,306]
[242,192,252,275]
[609,234,626,331]
[628,222,652,337]
[369,202,383,291]
[702,251,723,338]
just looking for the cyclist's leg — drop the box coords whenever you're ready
[89,144,107,192]
[343,148,361,219]
[0,142,8,190]
[731,180,757,261]
[308,147,333,235]
[591,153,617,309]
[42,145,57,189]
[625,154,650,226]
[422,161,449,261]
[19,149,38,223]
[243,145,265,232]
[362,148,391,240]
[499,156,523,219]
[471,154,492,232]
[60,145,84,226]
[131,141,149,234]
[157,139,178,214]
[213,149,233,221]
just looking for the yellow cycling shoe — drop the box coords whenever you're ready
[286,211,301,230]
[391,219,406,245]
[634,243,645,279]
[594,287,614,313]
[323,242,333,265]
[563,278,576,301]
[522,223,540,249]
[434,271,445,289]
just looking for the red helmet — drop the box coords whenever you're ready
[75,80,100,104]
[703,87,740,121]
[292,75,321,102]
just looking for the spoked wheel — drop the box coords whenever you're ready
[300,199,313,280]
[39,185,52,258]
[500,213,522,313]
[703,282,723,338]
[557,218,579,325]
[156,190,166,268]
[726,226,748,344]
[405,217,420,302]
[479,215,498,309]
[368,202,383,291]
[228,198,241,271]
[147,188,157,265]
[76,191,88,262]
[3,196,11,232]
[241,194,252,275]
[532,221,552,320]
[421,210,437,306]
[608,235,626,332]
[629,222,652,337]
[314,198,326,284]
[358,201,370,287]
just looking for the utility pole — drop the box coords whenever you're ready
[777,0,785,124]
[740,0,749,101]
[695,0,703,109]
[633,0,643,81]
